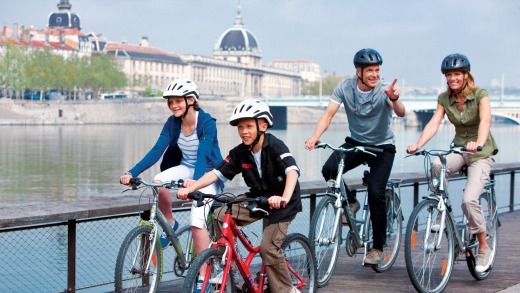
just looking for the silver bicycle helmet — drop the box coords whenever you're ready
[163,78,199,101]
[229,99,273,127]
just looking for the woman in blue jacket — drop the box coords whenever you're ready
[120,79,223,257]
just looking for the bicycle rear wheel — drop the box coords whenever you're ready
[373,189,403,273]
[182,248,236,293]
[404,198,455,293]
[282,233,318,293]
[466,191,499,280]
[308,194,340,287]
[115,225,162,293]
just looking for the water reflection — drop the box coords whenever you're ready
[0,123,518,206]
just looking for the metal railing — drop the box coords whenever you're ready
[0,167,518,293]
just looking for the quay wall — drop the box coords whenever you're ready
[0,98,350,125]
[0,97,428,126]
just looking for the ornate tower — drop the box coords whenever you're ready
[48,0,81,30]
[213,4,261,67]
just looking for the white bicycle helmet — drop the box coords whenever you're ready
[163,78,199,101]
[229,99,273,127]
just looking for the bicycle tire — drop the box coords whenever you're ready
[282,233,318,293]
[182,248,236,293]
[373,189,403,273]
[404,198,455,293]
[466,191,499,280]
[308,194,341,287]
[114,225,162,293]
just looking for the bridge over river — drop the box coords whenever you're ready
[259,95,520,126]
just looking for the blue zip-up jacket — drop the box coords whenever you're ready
[128,108,223,186]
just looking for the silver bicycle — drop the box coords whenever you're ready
[308,142,404,287]
[114,178,198,293]
[404,147,500,293]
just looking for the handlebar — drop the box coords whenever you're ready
[314,141,383,156]
[121,177,184,192]
[406,146,482,158]
[187,191,287,215]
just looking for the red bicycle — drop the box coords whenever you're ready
[182,192,317,293]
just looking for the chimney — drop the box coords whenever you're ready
[140,36,149,47]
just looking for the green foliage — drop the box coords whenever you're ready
[0,44,27,98]
[144,87,163,97]
[301,74,349,96]
[0,46,128,100]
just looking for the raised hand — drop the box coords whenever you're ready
[385,78,400,101]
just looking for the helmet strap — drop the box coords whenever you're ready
[181,97,195,119]
[249,119,264,151]
[357,68,375,90]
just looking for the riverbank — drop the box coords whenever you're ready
[0,97,350,126]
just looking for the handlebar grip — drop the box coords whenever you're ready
[460,146,483,152]
[188,191,203,201]
[281,200,287,208]
[129,177,141,185]
[365,146,383,153]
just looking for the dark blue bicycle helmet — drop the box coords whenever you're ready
[353,48,383,68]
[441,53,470,74]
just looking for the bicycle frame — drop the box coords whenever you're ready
[124,180,190,276]
[326,151,370,250]
[199,202,307,293]
[418,150,496,255]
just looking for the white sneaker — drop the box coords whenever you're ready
[209,270,239,284]
[209,271,223,284]
[475,249,493,273]
[290,287,302,293]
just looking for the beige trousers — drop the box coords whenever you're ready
[431,154,495,234]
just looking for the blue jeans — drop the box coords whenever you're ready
[321,137,396,251]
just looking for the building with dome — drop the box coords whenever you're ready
[48,0,81,30]
[104,4,304,98]
[1,1,319,99]
[213,5,261,67]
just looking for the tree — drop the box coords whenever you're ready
[82,54,127,99]
[0,44,27,99]
[301,73,348,96]
[23,49,64,100]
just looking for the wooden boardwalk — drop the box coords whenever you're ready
[151,210,520,293]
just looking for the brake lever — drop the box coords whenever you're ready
[251,207,269,216]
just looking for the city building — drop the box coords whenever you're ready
[1,0,312,99]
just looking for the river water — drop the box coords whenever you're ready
[1,122,519,207]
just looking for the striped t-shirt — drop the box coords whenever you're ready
[178,118,199,168]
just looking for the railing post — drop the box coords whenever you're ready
[510,171,516,212]
[310,193,316,223]
[67,220,76,292]
[413,182,420,207]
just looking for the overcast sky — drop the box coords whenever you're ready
[2,0,519,91]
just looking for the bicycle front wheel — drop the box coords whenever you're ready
[308,194,341,287]
[183,248,236,293]
[466,191,500,280]
[115,225,162,293]
[282,233,318,293]
[404,198,455,293]
[373,189,403,273]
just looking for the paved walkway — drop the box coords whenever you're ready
[320,210,519,293]
[117,210,520,292]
